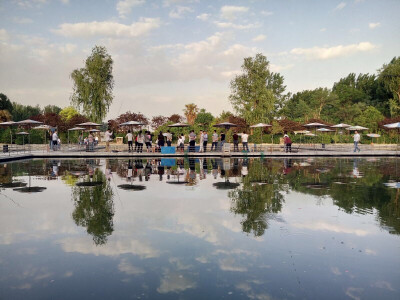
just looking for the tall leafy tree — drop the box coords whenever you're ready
[183,103,199,125]
[43,105,62,114]
[71,46,114,123]
[229,53,286,124]
[195,108,214,125]
[379,57,400,116]
[0,93,13,113]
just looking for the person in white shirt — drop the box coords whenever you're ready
[177,134,185,152]
[353,131,361,152]
[52,130,58,151]
[241,131,249,152]
[137,132,144,153]
[211,130,218,151]
[104,129,113,152]
[199,130,204,152]
[126,130,134,152]
[166,130,173,147]
[203,131,208,152]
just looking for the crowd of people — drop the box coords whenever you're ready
[102,129,252,153]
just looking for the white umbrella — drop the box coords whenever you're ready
[304,122,326,127]
[346,125,368,131]
[366,133,381,138]
[77,122,101,127]
[250,123,271,143]
[32,125,53,146]
[168,122,190,128]
[384,122,400,128]
[89,129,101,132]
[214,122,238,129]
[17,119,43,126]
[120,120,146,126]
[317,128,335,132]
[16,131,29,148]
[68,127,86,145]
[331,123,351,128]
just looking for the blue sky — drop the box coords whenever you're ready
[0,0,399,120]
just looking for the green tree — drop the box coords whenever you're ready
[379,57,400,116]
[229,53,286,124]
[43,105,62,114]
[59,106,79,121]
[195,108,214,125]
[270,120,283,144]
[11,103,41,121]
[71,45,114,123]
[354,106,384,132]
[0,93,13,113]
[183,103,199,125]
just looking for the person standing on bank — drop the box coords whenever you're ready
[233,132,239,152]
[283,132,292,153]
[105,129,113,152]
[220,131,226,151]
[353,130,361,152]
[126,130,133,152]
[211,130,218,151]
[241,131,249,152]
[199,130,204,152]
[166,130,173,147]
[189,130,196,152]
[52,130,58,151]
[137,132,144,153]
[203,130,208,152]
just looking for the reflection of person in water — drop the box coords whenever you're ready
[127,160,133,180]
[157,160,165,181]
[105,160,112,181]
[283,158,293,175]
[241,158,248,177]
[145,161,152,181]
[211,159,218,179]
[135,160,144,181]
[352,159,361,178]
[51,160,60,176]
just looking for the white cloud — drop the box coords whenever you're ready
[252,34,266,42]
[60,0,69,4]
[12,17,33,24]
[196,13,210,21]
[0,29,9,41]
[220,5,249,21]
[214,22,259,30]
[53,18,161,38]
[368,22,381,29]
[320,28,327,32]
[14,0,48,9]
[290,42,377,60]
[334,2,347,11]
[117,0,146,18]
[260,10,273,16]
[169,6,193,19]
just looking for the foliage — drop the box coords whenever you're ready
[168,114,182,123]
[354,106,384,132]
[195,108,214,125]
[277,119,305,132]
[183,103,199,125]
[11,102,41,121]
[0,110,12,122]
[71,45,114,123]
[379,57,400,116]
[59,106,79,121]
[229,53,286,124]
[270,120,283,144]
[43,105,62,114]
[151,115,167,129]
[0,93,13,113]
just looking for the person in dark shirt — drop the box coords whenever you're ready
[233,132,239,152]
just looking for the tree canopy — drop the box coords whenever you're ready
[71,45,114,123]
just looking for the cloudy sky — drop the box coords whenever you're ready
[0,0,399,120]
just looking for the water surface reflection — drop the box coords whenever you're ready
[0,158,399,299]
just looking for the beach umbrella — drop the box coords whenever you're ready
[346,125,368,131]
[89,129,101,132]
[168,122,190,128]
[331,123,351,128]
[120,120,146,126]
[68,127,86,146]
[366,133,381,145]
[384,122,400,129]
[214,122,237,129]
[32,125,53,147]
[250,123,271,143]
[304,122,326,127]
[0,121,17,145]
[16,119,43,146]
[77,122,101,127]
[16,131,29,148]
[316,128,335,132]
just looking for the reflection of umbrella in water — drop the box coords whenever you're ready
[167,172,189,184]
[0,182,27,188]
[76,181,104,187]
[384,182,400,203]
[117,184,146,191]
[13,186,47,193]
[213,181,240,190]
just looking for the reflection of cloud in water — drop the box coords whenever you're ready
[157,270,196,294]
[169,257,192,270]
[364,248,377,255]
[292,222,370,236]
[118,258,145,275]
[11,283,32,290]
[372,281,395,291]
[195,256,208,264]
[331,266,342,276]
[218,257,247,272]
[345,287,363,300]
[58,237,159,258]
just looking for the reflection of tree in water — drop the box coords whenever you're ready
[285,158,400,235]
[229,159,285,237]
[72,168,114,245]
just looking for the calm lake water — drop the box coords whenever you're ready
[0,157,399,299]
